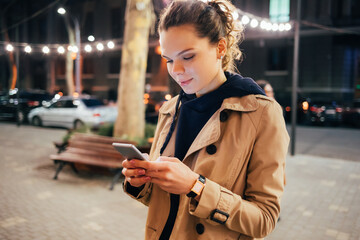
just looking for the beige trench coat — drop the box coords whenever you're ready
[124,94,289,240]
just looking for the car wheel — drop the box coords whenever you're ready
[32,116,42,126]
[74,120,85,129]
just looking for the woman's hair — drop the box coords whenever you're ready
[158,0,244,72]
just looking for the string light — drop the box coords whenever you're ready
[285,23,292,31]
[42,46,50,54]
[0,7,293,55]
[107,41,115,49]
[57,46,65,54]
[236,9,292,32]
[24,45,32,53]
[250,19,259,28]
[272,23,279,31]
[71,46,79,53]
[88,35,95,42]
[241,15,250,25]
[232,11,239,20]
[84,44,92,52]
[96,43,104,51]
[57,7,66,15]
[6,44,14,52]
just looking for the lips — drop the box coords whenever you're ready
[179,78,193,86]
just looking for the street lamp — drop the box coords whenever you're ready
[58,7,81,94]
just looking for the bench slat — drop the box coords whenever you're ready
[65,147,124,159]
[50,152,123,168]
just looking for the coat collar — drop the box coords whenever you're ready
[159,94,260,117]
[158,94,262,161]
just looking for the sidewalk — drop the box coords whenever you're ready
[0,123,359,239]
[267,155,360,240]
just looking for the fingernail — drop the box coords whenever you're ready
[138,169,145,175]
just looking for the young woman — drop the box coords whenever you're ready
[122,0,289,239]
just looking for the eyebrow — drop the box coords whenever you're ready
[161,48,195,59]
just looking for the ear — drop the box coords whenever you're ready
[217,38,227,59]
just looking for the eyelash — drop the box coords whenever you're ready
[166,55,195,64]
[184,55,194,60]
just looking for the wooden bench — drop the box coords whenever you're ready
[50,133,150,190]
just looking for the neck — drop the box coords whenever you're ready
[196,71,227,97]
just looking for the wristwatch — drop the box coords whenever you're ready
[187,174,206,198]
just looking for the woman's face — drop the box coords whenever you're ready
[159,24,224,96]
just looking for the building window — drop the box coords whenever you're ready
[268,47,287,71]
[270,0,290,22]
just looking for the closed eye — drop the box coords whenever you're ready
[184,55,194,60]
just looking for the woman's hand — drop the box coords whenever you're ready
[131,156,199,195]
[122,154,151,187]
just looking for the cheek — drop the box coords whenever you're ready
[167,65,176,81]
[192,56,218,78]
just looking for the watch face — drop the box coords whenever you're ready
[192,181,204,195]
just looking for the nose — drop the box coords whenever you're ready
[171,60,184,75]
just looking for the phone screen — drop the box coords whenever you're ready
[112,143,146,160]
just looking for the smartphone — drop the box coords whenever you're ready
[112,143,146,160]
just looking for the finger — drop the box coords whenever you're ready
[137,161,171,172]
[122,168,146,178]
[126,176,151,187]
[121,159,134,168]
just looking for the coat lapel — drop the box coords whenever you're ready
[183,95,260,161]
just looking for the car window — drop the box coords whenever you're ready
[51,101,66,108]
[82,99,104,107]
[64,100,77,108]
[0,96,8,101]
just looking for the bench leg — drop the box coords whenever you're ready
[70,163,78,174]
[110,169,123,191]
[53,161,66,180]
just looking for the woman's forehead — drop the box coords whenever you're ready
[159,25,211,56]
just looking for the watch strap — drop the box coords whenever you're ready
[187,174,206,198]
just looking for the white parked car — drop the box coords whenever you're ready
[28,96,118,129]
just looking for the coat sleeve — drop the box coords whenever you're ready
[189,100,289,238]
[122,109,168,206]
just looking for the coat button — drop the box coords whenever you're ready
[196,223,205,234]
[206,144,217,155]
[220,111,228,122]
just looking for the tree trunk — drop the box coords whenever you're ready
[65,22,76,96]
[114,0,153,141]
[1,15,17,90]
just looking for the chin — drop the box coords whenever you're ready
[181,88,196,95]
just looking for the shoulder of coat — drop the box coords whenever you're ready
[255,94,273,102]
[159,95,179,115]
